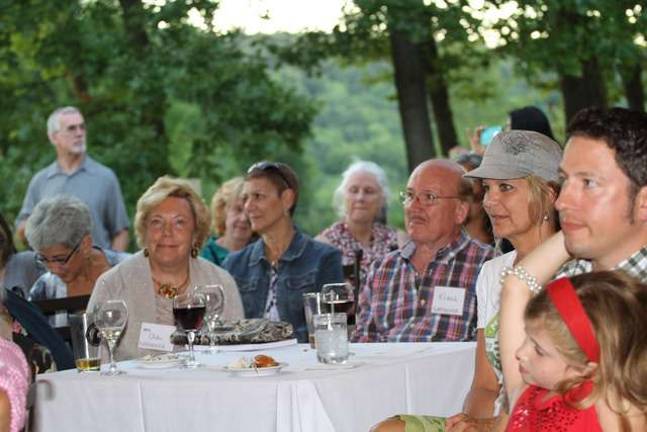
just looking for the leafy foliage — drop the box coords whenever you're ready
[0,0,315,237]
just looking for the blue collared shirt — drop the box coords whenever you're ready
[16,155,129,249]
[223,227,343,342]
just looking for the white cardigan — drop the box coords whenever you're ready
[88,251,243,361]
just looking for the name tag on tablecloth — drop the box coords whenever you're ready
[138,323,175,352]
[431,286,466,316]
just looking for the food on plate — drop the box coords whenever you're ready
[228,357,251,369]
[227,354,279,369]
[253,354,278,368]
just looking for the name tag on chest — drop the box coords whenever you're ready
[430,286,466,316]
[138,322,176,352]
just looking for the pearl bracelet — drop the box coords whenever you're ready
[500,266,542,295]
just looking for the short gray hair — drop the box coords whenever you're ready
[333,160,390,217]
[47,106,82,135]
[25,195,93,251]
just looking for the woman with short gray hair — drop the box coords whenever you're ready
[316,160,399,290]
[26,195,128,326]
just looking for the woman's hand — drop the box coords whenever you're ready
[446,413,497,431]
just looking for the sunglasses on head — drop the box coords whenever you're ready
[247,161,291,189]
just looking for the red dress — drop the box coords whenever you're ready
[507,385,602,431]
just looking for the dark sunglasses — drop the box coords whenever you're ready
[247,161,291,189]
[35,240,81,267]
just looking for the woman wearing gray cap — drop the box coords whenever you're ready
[447,130,562,431]
[373,130,562,432]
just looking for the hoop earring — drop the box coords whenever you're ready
[191,247,198,258]
[143,248,149,257]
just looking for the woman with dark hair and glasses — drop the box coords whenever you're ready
[26,195,128,326]
[223,161,344,342]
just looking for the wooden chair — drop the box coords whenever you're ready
[342,250,363,325]
[31,295,91,344]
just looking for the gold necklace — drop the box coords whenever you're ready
[152,273,190,299]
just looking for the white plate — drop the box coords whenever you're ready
[134,354,184,369]
[223,362,287,377]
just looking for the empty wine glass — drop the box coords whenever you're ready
[195,284,224,354]
[321,282,354,315]
[173,290,206,368]
[93,299,128,376]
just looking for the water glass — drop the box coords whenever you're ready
[195,284,224,354]
[303,292,324,348]
[69,313,100,372]
[93,299,128,376]
[314,313,349,364]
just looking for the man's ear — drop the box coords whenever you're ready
[634,186,647,223]
[455,200,470,226]
[48,132,57,146]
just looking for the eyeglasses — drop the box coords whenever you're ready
[35,241,81,267]
[399,190,462,207]
[247,161,291,189]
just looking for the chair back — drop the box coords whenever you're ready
[341,250,363,326]
[31,295,91,343]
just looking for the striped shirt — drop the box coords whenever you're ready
[352,231,495,342]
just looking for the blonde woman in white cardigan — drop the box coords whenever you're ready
[88,176,243,361]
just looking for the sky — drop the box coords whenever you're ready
[211,0,348,34]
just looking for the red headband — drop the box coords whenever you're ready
[546,277,600,363]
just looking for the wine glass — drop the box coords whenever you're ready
[93,299,128,376]
[173,290,206,368]
[195,284,224,354]
[321,282,354,315]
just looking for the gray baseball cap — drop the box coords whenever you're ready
[464,130,562,182]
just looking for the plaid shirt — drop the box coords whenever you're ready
[352,231,495,342]
[557,245,647,281]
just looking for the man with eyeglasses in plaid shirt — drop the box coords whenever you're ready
[352,159,495,342]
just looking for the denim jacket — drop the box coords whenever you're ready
[223,228,343,342]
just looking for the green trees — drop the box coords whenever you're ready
[479,0,645,120]
[0,0,315,227]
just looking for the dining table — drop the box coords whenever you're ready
[34,341,476,432]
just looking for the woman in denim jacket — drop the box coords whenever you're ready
[223,162,343,342]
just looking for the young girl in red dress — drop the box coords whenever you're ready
[500,270,646,431]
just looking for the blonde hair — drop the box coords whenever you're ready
[525,271,647,429]
[526,175,560,228]
[210,177,244,236]
[134,176,210,250]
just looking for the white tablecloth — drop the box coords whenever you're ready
[34,342,475,432]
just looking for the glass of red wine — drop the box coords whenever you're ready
[173,290,206,368]
[321,283,354,316]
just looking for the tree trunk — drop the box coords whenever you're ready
[620,63,645,112]
[118,0,166,141]
[424,37,458,156]
[118,0,150,50]
[389,30,435,173]
[560,57,608,122]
